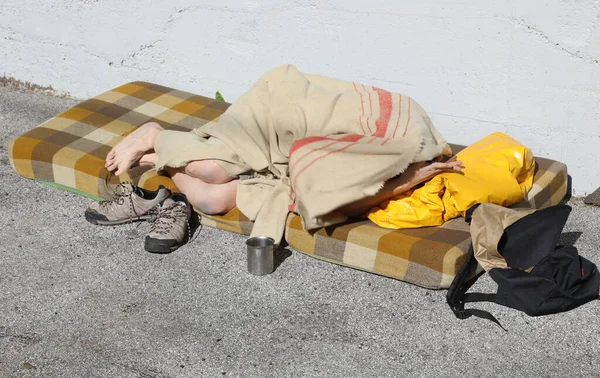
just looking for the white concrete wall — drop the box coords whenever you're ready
[2,0,599,195]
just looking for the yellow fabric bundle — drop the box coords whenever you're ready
[367,132,536,229]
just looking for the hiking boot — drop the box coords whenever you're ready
[144,193,192,253]
[85,182,171,226]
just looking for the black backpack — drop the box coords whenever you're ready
[447,204,599,329]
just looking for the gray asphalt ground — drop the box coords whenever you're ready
[1,85,599,378]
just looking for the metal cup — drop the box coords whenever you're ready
[246,236,275,275]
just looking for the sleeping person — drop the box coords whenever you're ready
[89,64,462,251]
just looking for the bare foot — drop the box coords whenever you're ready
[105,122,164,175]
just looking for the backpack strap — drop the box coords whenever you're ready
[448,204,583,329]
[446,247,508,330]
[461,294,506,330]
[447,203,487,320]
[446,244,476,318]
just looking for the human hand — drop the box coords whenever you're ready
[338,156,462,216]
[400,157,463,190]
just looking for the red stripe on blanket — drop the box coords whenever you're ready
[292,138,363,190]
[364,84,373,134]
[362,84,372,113]
[289,135,330,157]
[289,134,363,177]
[373,87,392,137]
[338,134,364,143]
[359,117,366,135]
[285,180,296,212]
[353,82,365,116]
[402,98,411,137]
[353,82,367,134]
[392,95,402,138]
[287,191,295,203]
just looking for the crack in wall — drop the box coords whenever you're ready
[2,24,162,69]
[430,111,593,138]
[361,76,412,86]
[166,6,198,24]
[429,111,529,129]
[1,25,113,64]
[110,6,210,68]
[509,17,599,65]
[113,39,162,67]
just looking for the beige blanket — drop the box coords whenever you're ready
[154,64,451,244]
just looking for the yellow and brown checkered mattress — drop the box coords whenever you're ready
[7,82,569,289]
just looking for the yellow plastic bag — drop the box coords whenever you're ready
[367,132,535,229]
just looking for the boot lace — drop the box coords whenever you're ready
[148,202,190,239]
[98,182,144,223]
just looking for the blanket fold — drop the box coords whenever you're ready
[154,64,451,244]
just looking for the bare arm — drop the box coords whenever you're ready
[337,158,463,217]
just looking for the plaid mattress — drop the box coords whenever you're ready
[7,81,569,289]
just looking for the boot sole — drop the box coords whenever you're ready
[85,210,151,226]
[144,237,183,254]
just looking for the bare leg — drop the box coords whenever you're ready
[118,132,239,214]
[164,167,238,214]
[183,160,234,184]
[139,152,158,166]
[105,122,164,175]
